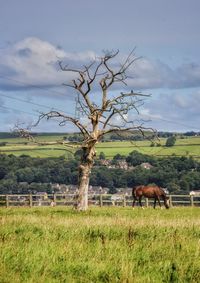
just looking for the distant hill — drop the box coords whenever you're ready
[0,132,17,138]
[0,131,199,140]
[0,132,67,139]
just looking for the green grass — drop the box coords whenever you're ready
[96,145,200,158]
[96,139,200,158]
[1,206,200,282]
[0,134,66,143]
[0,143,74,158]
[0,149,70,158]
[0,135,200,159]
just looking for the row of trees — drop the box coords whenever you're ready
[103,151,199,193]
[65,132,177,144]
[0,152,200,195]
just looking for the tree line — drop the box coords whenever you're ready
[0,151,200,195]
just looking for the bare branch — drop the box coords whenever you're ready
[77,94,90,117]
[13,123,35,141]
[111,91,149,103]
[34,111,92,139]
[102,124,155,136]
[58,61,83,73]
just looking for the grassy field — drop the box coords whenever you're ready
[96,137,200,158]
[0,135,200,159]
[0,206,200,282]
[0,143,74,158]
[96,143,200,158]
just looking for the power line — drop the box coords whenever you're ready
[1,74,200,132]
[0,73,77,116]
[0,92,75,116]
[0,105,39,117]
[138,114,200,132]
[0,73,73,99]
[0,104,78,134]
[1,100,199,134]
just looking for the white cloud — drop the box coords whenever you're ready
[0,37,200,95]
[127,58,173,89]
[140,108,162,120]
[0,37,95,92]
[0,97,4,105]
[127,58,200,90]
[176,63,200,88]
[173,95,188,108]
[0,98,8,114]
[137,90,200,132]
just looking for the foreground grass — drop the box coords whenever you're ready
[1,207,200,283]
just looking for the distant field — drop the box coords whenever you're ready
[0,149,72,158]
[0,135,200,159]
[0,134,66,144]
[96,143,200,158]
[96,137,200,158]
[0,206,200,282]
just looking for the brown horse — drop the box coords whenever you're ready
[132,185,170,209]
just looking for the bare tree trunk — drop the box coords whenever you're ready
[76,163,90,211]
[76,145,96,211]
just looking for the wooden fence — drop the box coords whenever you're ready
[0,193,200,207]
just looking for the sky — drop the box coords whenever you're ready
[0,0,200,133]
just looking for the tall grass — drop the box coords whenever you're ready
[1,207,200,282]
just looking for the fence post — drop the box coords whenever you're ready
[6,195,9,208]
[100,194,103,207]
[169,195,173,207]
[123,194,126,207]
[190,195,194,206]
[53,193,56,205]
[29,194,33,207]
[145,198,149,207]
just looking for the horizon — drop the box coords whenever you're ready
[0,130,199,135]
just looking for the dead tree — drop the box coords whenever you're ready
[34,50,151,211]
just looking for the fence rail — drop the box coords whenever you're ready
[0,193,200,207]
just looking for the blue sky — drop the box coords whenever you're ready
[0,0,200,132]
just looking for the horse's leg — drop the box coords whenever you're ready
[132,197,136,208]
[157,197,162,208]
[139,196,143,208]
[153,198,157,209]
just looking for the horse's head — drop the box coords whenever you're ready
[162,187,169,195]
[165,196,170,209]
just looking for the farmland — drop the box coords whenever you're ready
[0,134,75,158]
[0,134,200,159]
[0,206,200,282]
